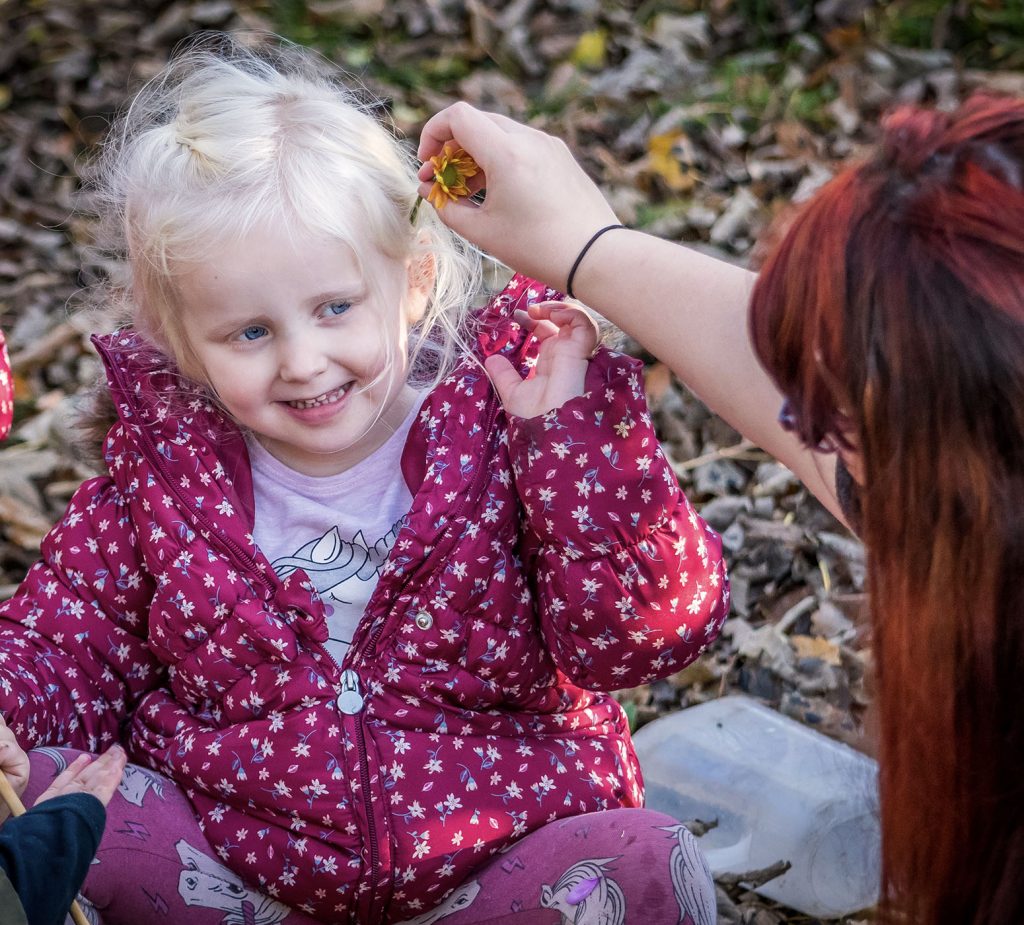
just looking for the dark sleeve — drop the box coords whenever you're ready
[0,793,105,925]
[0,869,28,925]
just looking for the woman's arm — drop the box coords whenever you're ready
[418,103,842,518]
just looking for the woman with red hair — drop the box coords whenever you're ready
[419,94,1024,924]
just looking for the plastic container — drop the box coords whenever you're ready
[633,695,879,918]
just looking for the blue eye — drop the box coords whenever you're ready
[240,325,268,341]
[323,301,352,317]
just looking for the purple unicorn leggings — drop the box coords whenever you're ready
[22,748,715,925]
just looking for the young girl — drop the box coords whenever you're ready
[0,38,728,925]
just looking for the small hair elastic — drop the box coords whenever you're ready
[566,224,625,300]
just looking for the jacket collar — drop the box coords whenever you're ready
[91,330,256,525]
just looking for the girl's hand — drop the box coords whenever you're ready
[35,745,127,809]
[0,714,29,822]
[485,301,599,419]
[417,103,619,293]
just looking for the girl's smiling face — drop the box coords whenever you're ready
[176,225,430,476]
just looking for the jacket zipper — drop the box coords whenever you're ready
[356,396,501,925]
[110,351,388,918]
[119,369,377,918]
[114,344,500,923]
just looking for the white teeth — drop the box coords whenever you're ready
[287,384,350,410]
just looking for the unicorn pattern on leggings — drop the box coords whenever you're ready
[175,840,289,925]
[74,894,101,925]
[540,857,625,925]
[393,880,481,924]
[118,763,166,807]
[660,823,717,925]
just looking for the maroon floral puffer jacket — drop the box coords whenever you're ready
[0,275,728,923]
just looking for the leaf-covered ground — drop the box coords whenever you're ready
[3,2,1023,922]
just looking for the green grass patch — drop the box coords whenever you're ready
[876,0,1024,68]
[702,54,836,129]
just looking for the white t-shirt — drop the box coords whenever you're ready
[248,399,422,667]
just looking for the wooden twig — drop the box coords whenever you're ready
[0,773,90,925]
[715,858,792,889]
[8,321,80,373]
[672,439,762,474]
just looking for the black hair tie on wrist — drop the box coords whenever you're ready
[566,224,625,300]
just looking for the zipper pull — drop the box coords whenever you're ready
[336,669,365,715]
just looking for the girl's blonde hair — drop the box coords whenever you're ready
[87,32,483,387]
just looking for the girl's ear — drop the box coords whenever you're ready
[404,232,436,325]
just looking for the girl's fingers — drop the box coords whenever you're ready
[527,303,600,351]
[528,305,577,319]
[522,302,582,326]
[513,309,565,342]
[483,354,524,409]
[529,319,562,341]
[527,302,592,328]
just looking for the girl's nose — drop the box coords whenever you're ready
[278,336,329,383]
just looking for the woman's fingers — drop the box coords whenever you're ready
[417,102,524,163]
[74,746,127,807]
[415,104,619,286]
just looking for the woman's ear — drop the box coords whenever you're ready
[404,233,436,326]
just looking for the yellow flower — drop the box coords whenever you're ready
[426,141,479,211]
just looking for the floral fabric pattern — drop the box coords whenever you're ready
[0,275,728,924]
[0,329,12,439]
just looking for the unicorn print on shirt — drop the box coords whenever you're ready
[272,523,401,606]
[271,521,402,655]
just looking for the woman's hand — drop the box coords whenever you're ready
[0,714,29,822]
[485,301,599,419]
[417,103,619,291]
[35,745,127,809]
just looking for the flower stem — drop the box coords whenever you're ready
[409,195,424,225]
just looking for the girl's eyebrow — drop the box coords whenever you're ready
[306,287,365,306]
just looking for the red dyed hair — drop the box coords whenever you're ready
[750,94,1024,924]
